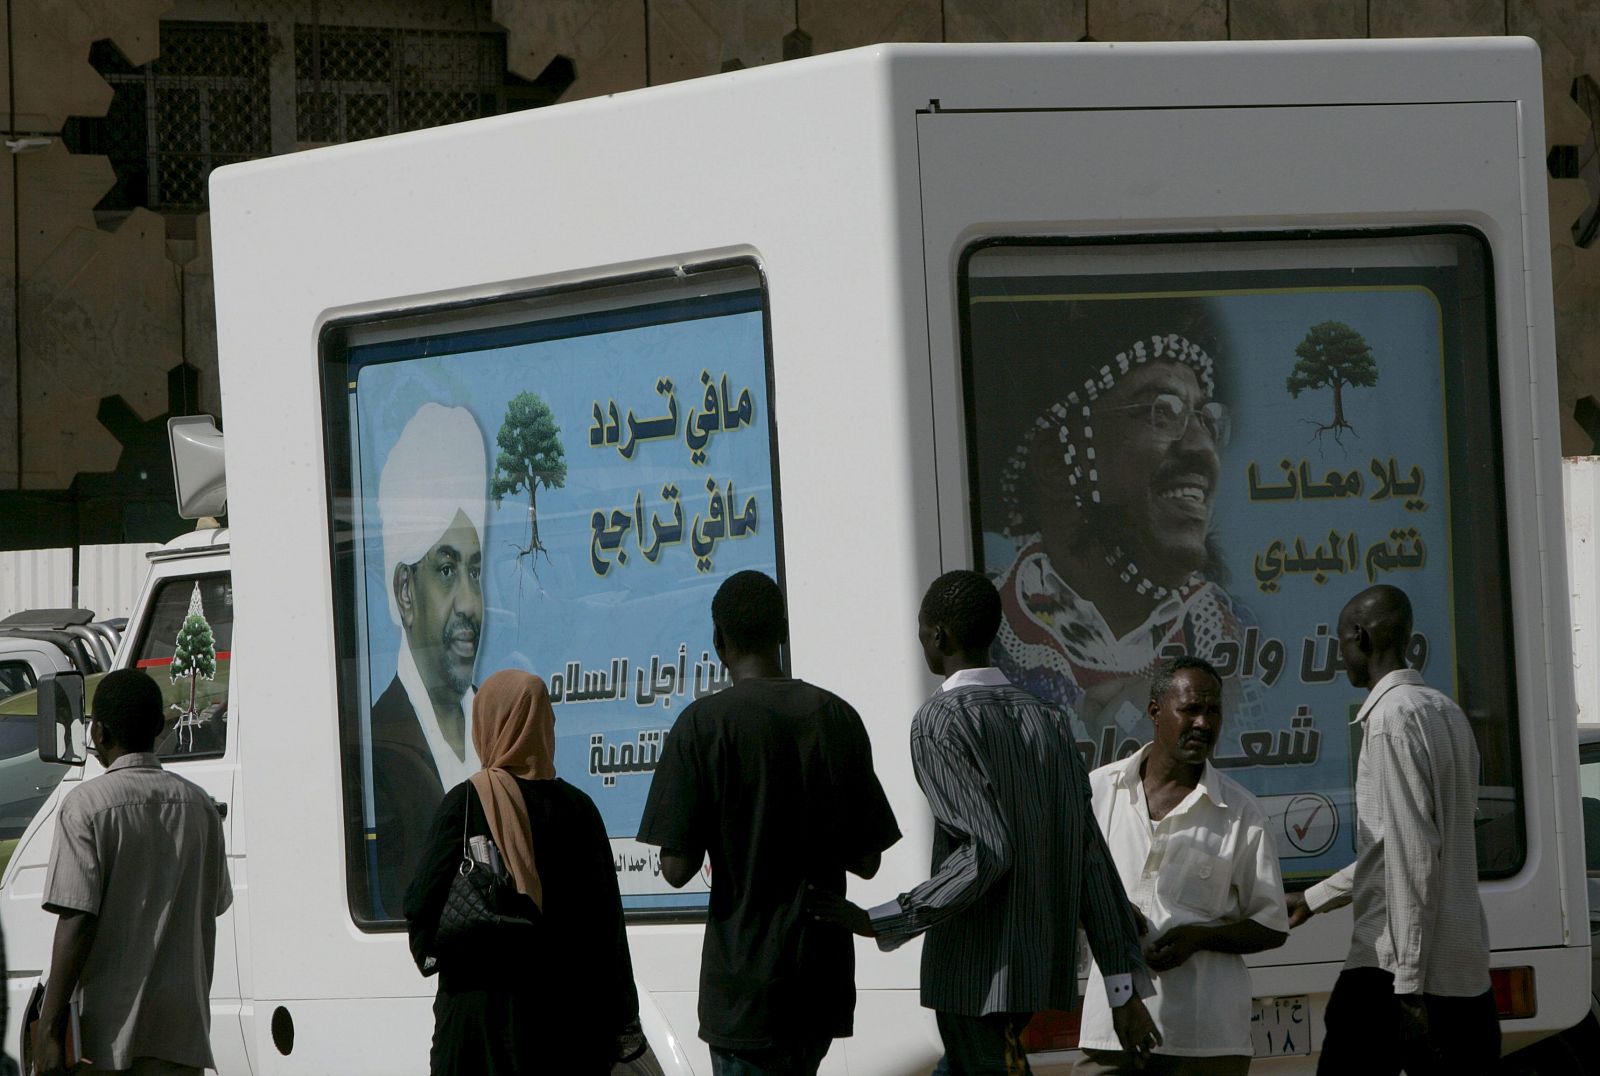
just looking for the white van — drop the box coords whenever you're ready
[3,39,1590,1074]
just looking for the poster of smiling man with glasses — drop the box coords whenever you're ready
[974,293,1258,771]
[960,233,1508,919]
[962,241,1466,865]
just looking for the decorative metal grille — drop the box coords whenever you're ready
[65,14,545,218]
[92,22,274,211]
[295,26,508,144]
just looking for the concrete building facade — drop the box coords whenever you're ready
[5,0,1598,548]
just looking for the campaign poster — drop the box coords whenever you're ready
[343,286,776,915]
[964,239,1492,883]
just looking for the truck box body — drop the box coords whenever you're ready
[2,40,1585,1074]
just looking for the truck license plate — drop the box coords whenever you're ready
[1251,995,1312,1057]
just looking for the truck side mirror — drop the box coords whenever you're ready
[38,670,88,766]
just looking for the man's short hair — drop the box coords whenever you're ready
[712,571,786,651]
[94,669,166,752]
[1148,655,1224,709]
[1347,584,1414,650]
[378,402,488,626]
[920,570,1003,653]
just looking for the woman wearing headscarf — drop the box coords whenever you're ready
[405,669,640,1074]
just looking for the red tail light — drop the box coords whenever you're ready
[1022,1007,1082,1053]
[1491,966,1536,1019]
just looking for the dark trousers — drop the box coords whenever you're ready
[1317,967,1501,1075]
[708,1038,831,1076]
[935,1011,1034,1076]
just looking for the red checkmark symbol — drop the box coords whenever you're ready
[1292,802,1326,841]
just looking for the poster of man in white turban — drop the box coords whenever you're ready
[370,402,488,904]
[335,275,782,918]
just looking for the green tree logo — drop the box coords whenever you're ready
[1286,321,1379,445]
[170,582,217,750]
[490,391,567,567]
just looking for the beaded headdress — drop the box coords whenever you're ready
[998,331,1217,601]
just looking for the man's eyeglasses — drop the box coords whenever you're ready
[1099,393,1231,447]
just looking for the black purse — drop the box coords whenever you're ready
[431,789,539,961]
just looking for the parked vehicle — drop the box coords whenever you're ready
[0,608,122,686]
[0,609,123,871]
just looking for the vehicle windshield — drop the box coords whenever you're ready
[0,688,51,878]
[0,660,33,700]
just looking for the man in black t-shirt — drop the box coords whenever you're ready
[638,571,900,1076]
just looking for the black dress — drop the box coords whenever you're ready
[404,777,639,1076]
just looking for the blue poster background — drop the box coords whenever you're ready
[1214,286,1453,844]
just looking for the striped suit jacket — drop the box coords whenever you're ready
[872,675,1148,1016]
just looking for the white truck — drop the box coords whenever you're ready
[3,38,1591,1074]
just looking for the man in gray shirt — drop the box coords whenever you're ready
[1288,585,1497,1073]
[32,670,231,1076]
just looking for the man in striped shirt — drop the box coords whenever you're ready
[811,570,1158,1074]
[1287,585,1497,1073]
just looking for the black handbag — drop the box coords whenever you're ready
[431,789,538,961]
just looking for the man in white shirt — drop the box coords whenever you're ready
[1076,656,1288,1074]
[1287,585,1496,1073]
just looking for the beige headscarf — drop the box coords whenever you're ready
[468,669,557,908]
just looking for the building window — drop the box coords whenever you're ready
[75,23,274,213]
[64,17,560,221]
[296,26,509,144]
